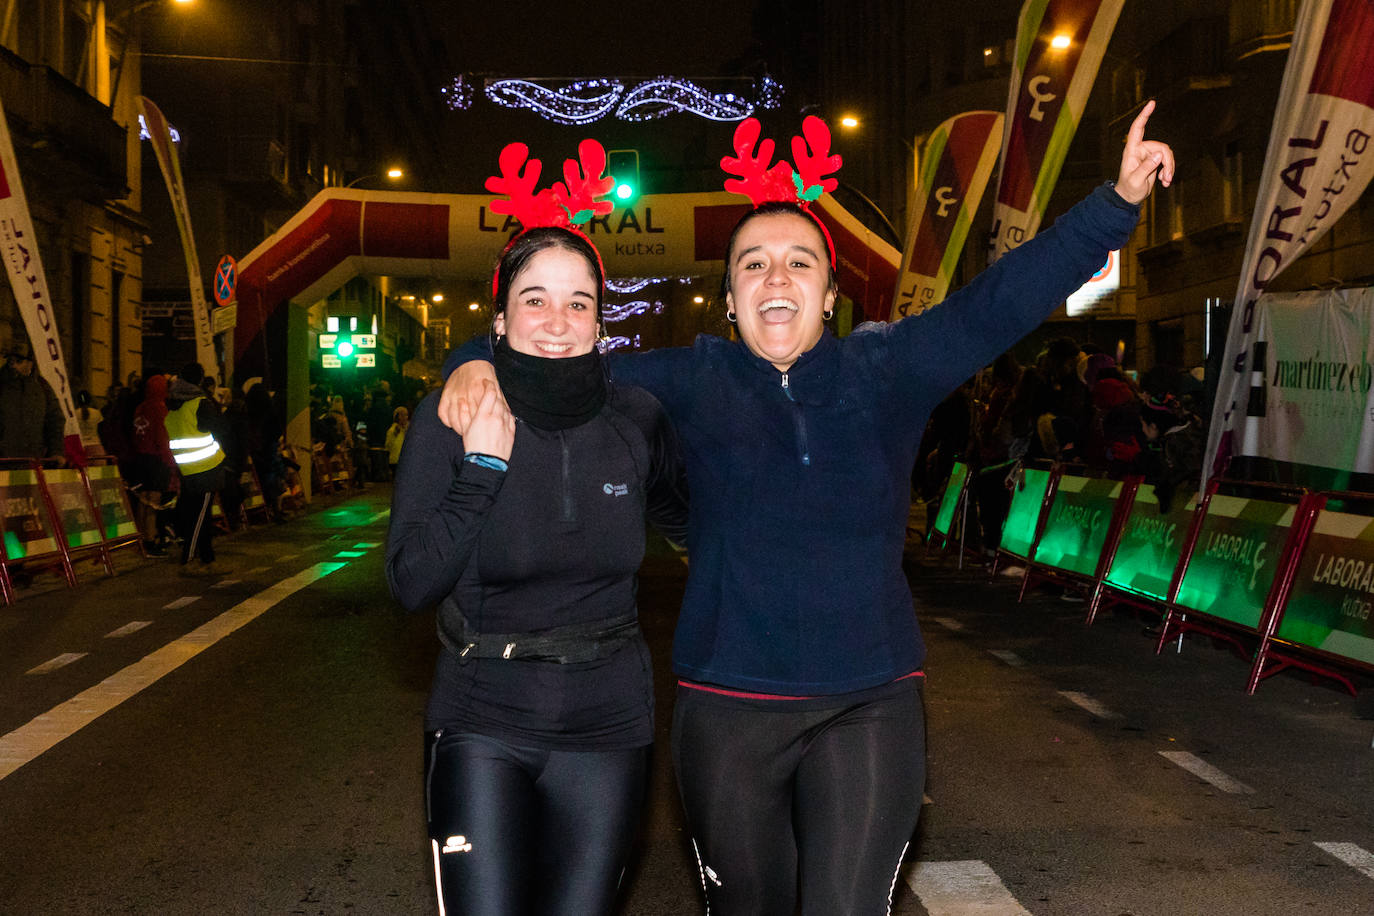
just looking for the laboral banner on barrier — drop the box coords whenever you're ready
[1236,288,1374,472]
[987,0,1124,263]
[139,96,215,370]
[891,112,1003,319]
[1206,0,1374,481]
[0,93,84,465]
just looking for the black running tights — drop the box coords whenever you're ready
[424,730,649,916]
[671,681,926,916]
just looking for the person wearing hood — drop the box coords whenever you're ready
[164,362,227,572]
[131,373,178,555]
[0,340,64,460]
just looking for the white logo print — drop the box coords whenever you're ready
[704,865,721,886]
[602,482,630,497]
[442,835,473,854]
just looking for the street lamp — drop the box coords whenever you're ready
[345,167,404,188]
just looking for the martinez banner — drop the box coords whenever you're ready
[0,92,84,465]
[1206,0,1374,481]
[139,96,215,370]
[1227,288,1374,479]
[987,0,1125,263]
[890,111,1003,319]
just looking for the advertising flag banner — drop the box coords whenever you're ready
[891,111,1003,319]
[139,96,215,370]
[1205,0,1374,481]
[0,92,84,464]
[987,0,1125,263]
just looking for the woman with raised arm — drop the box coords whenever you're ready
[386,139,687,916]
[439,105,1173,915]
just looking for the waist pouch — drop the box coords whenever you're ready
[437,597,641,664]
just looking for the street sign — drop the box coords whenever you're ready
[319,333,337,349]
[355,353,376,368]
[321,355,341,368]
[353,334,377,348]
[211,303,237,334]
[213,255,237,306]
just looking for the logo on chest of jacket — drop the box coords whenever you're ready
[602,482,630,497]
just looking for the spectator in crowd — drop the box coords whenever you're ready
[385,405,408,477]
[130,372,178,556]
[1039,336,1091,463]
[0,340,65,460]
[244,381,287,521]
[972,353,1022,554]
[365,382,393,481]
[165,362,227,572]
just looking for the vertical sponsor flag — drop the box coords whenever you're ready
[987,0,1125,263]
[139,96,216,370]
[0,93,84,465]
[1205,0,1374,482]
[891,111,1003,319]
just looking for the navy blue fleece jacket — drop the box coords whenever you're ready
[446,184,1140,695]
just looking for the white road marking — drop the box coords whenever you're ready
[1058,690,1120,719]
[26,653,88,675]
[0,562,346,782]
[904,860,1032,915]
[366,509,390,525]
[105,621,152,638]
[988,649,1026,667]
[211,579,242,588]
[1159,751,1254,794]
[241,566,270,576]
[1315,842,1374,881]
[277,553,300,562]
[162,596,200,610]
[352,542,380,549]
[931,617,965,632]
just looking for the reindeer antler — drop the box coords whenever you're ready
[552,139,615,225]
[721,117,796,206]
[791,116,841,202]
[485,142,565,228]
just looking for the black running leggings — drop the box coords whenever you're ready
[424,730,649,916]
[671,680,926,916]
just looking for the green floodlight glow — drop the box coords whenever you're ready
[615,182,634,200]
[337,340,355,358]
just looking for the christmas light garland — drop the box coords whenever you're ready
[443,75,784,125]
[485,78,625,125]
[605,277,669,294]
[602,299,665,322]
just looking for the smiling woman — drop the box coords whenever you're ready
[438,111,1174,915]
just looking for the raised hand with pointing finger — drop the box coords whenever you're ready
[1115,100,1175,205]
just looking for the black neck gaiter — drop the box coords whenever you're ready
[492,338,607,430]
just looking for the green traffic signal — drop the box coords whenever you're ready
[607,149,640,203]
[337,340,354,358]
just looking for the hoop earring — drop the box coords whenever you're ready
[823,308,834,321]
[726,310,736,323]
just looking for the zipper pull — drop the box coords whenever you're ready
[781,372,789,389]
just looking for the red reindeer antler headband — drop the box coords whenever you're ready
[487,138,616,299]
[720,116,842,266]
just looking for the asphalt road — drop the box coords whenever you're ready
[1,485,1372,914]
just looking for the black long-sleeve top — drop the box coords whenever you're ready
[387,385,688,749]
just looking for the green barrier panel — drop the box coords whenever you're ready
[44,469,103,549]
[931,461,969,542]
[999,467,1051,560]
[1276,509,1374,667]
[0,467,62,559]
[1105,485,1199,602]
[1030,475,1122,578]
[85,464,138,541]
[1174,494,1296,630]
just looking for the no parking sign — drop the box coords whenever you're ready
[213,254,237,306]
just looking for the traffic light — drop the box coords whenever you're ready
[606,149,640,203]
[319,328,377,369]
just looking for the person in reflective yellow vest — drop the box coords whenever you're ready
[164,362,227,571]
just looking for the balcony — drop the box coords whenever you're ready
[1230,0,1298,62]
[0,45,127,202]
